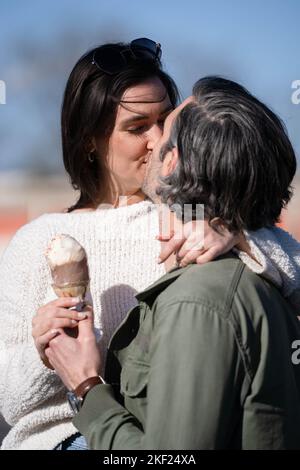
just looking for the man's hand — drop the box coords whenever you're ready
[32,297,87,370]
[45,305,101,391]
[158,219,241,267]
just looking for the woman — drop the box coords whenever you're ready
[0,38,299,450]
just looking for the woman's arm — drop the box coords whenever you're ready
[0,222,65,424]
[157,220,300,311]
[237,227,300,311]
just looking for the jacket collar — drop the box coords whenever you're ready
[136,265,193,302]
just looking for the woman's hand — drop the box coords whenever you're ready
[45,307,101,391]
[32,297,88,369]
[158,219,241,267]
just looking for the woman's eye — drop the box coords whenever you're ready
[128,125,148,134]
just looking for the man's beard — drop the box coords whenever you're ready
[141,157,162,204]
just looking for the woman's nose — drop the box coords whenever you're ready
[147,124,163,151]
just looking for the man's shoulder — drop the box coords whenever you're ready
[156,254,278,318]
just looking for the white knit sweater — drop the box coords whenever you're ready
[0,200,299,450]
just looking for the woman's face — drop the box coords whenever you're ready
[95,77,173,195]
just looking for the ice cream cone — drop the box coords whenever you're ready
[45,234,90,301]
[52,280,88,300]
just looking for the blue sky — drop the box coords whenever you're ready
[0,0,299,172]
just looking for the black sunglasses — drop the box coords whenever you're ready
[91,38,162,75]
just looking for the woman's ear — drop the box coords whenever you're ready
[84,137,97,154]
[162,147,179,177]
[90,137,98,153]
[84,139,95,154]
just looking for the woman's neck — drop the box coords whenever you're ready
[72,189,146,213]
[112,189,146,208]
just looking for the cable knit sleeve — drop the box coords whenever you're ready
[234,227,300,312]
[0,219,66,425]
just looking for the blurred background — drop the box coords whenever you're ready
[0,0,299,443]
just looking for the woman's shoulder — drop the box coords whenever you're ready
[2,200,158,259]
[12,212,68,239]
[1,212,71,261]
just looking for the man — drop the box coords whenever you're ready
[45,77,300,449]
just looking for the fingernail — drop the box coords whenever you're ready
[72,297,80,303]
[78,312,87,318]
[157,257,162,264]
[71,319,78,325]
[51,329,58,335]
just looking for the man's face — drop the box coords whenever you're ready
[142,96,193,203]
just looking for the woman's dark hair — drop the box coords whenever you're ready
[61,43,179,212]
[158,76,297,232]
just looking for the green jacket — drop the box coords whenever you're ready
[73,254,300,449]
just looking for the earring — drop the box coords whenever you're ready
[88,152,95,163]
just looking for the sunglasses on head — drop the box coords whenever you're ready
[92,37,162,75]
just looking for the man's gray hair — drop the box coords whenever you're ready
[156,76,296,232]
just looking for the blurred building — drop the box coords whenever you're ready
[280,175,300,240]
[0,172,76,255]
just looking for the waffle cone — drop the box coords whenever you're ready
[52,280,89,300]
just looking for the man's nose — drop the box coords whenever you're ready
[147,124,163,151]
